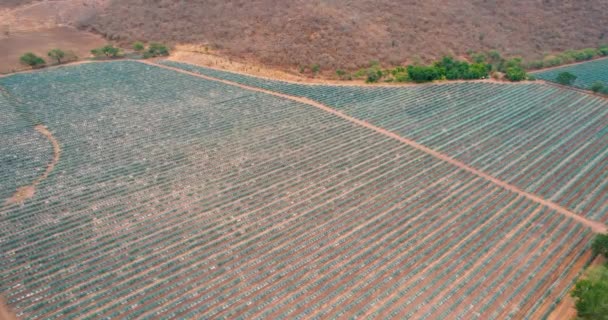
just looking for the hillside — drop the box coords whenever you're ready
[88,0,608,70]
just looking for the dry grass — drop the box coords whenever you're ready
[89,0,608,70]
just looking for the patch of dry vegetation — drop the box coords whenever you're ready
[89,0,608,70]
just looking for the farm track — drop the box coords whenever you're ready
[0,85,62,206]
[4,125,61,205]
[147,60,607,234]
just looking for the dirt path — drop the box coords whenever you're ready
[145,60,607,234]
[0,296,18,320]
[5,125,61,205]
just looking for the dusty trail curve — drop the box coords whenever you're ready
[5,124,61,205]
[145,60,607,234]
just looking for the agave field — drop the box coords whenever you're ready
[0,61,603,319]
[532,58,608,89]
[162,60,608,222]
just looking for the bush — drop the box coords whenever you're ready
[571,266,608,320]
[365,69,382,83]
[407,65,442,83]
[599,46,608,56]
[555,72,578,86]
[590,81,606,93]
[393,71,409,82]
[505,66,527,81]
[133,41,145,52]
[47,49,65,64]
[144,42,170,58]
[92,45,121,58]
[20,52,46,68]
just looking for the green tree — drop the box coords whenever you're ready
[91,45,121,58]
[47,49,65,64]
[571,266,608,320]
[505,66,527,82]
[407,65,442,83]
[556,72,578,86]
[20,52,46,68]
[592,233,608,257]
[132,41,145,52]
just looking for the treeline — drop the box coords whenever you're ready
[17,42,170,70]
[325,46,608,84]
[337,51,529,84]
[570,233,608,320]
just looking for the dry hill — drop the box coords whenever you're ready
[88,0,608,70]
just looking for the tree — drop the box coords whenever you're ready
[91,45,121,58]
[47,49,65,64]
[571,266,608,320]
[556,72,578,86]
[407,65,442,83]
[20,53,46,68]
[505,66,527,82]
[132,41,145,52]
[592,233,608,258]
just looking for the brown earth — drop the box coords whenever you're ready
[0,296,18,320]
[90,0,608,71]
[0,0,108,73]
[0,26,106,74]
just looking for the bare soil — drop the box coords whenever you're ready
[0,296,18,320]
[0,26,105,74]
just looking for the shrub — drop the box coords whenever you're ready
[144,42,170,58]
[590,81,606,93]
[555,72,577,86]
[407,65,442,83]
[133,41,145,52]
[393,71,409,82]
[47,49,65,64]
[365,69,382,83]
[505,66,527,81]
[599,46,608,56]
[92,45,121,58]
[20,52,46,68]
